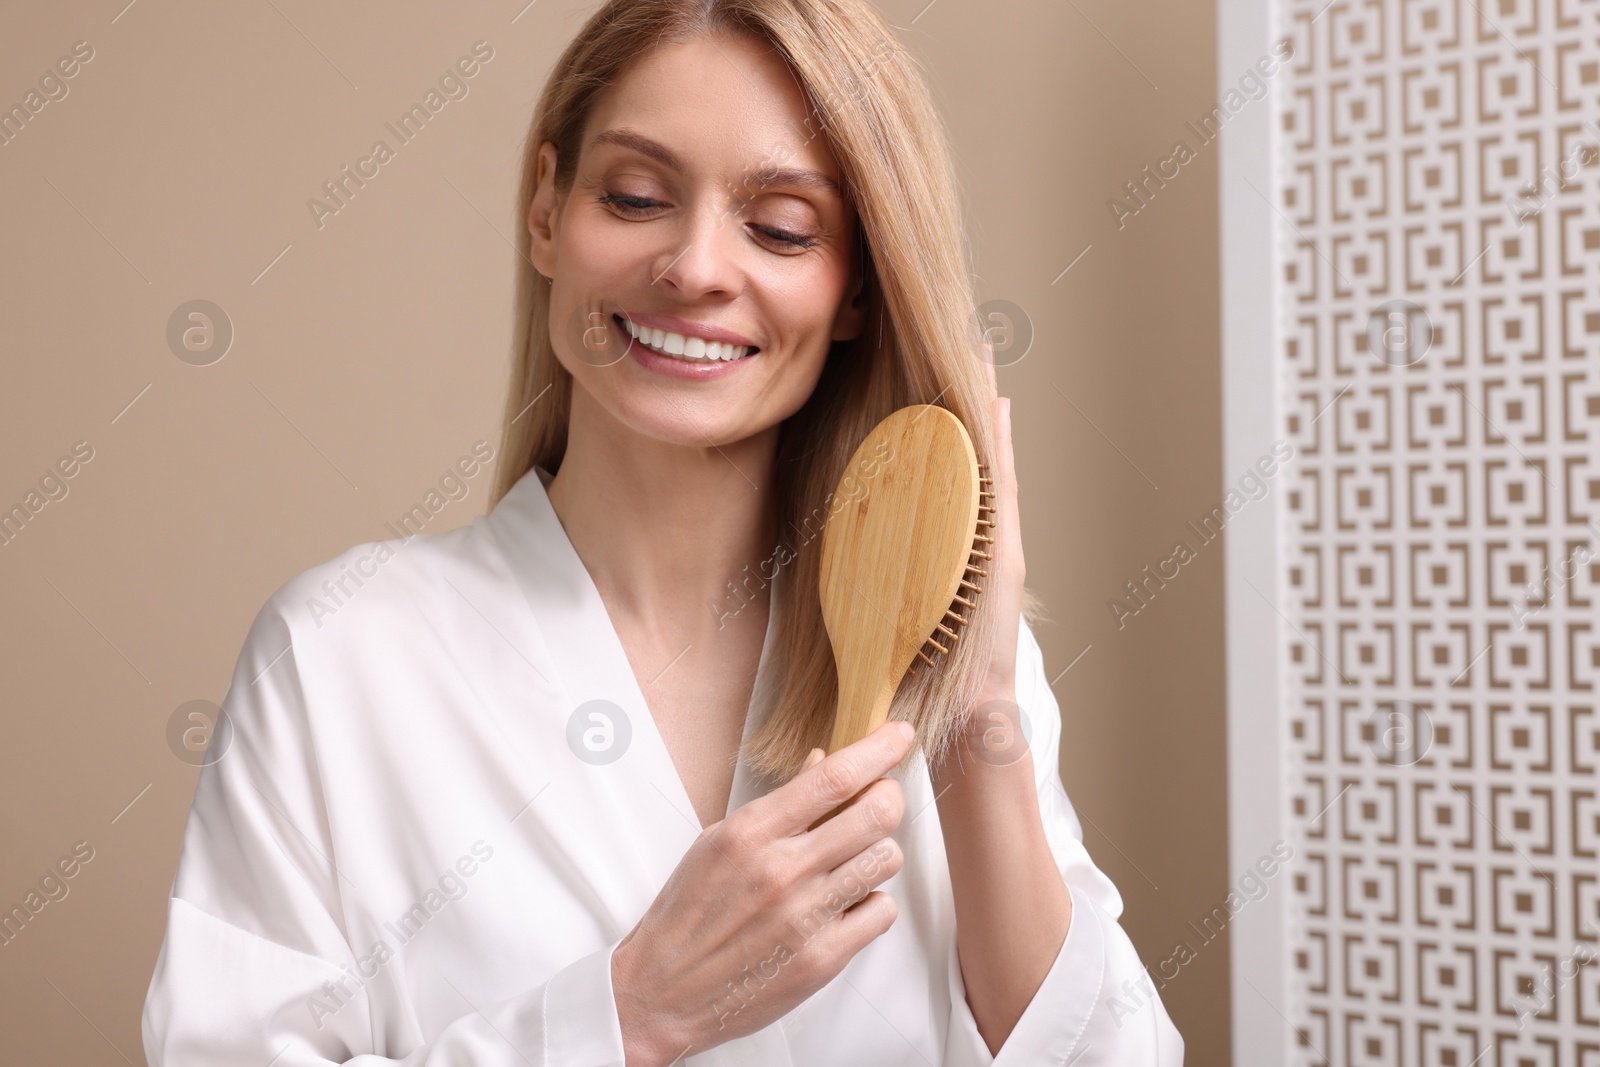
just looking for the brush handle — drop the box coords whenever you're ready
[807,686,897,830]
[827,665,897,753]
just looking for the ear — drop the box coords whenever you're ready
[830,222,870,342]
[528,141,561,279]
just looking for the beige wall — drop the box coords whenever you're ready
[0,0,1227,1061]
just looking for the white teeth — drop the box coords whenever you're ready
[620,317,753,362]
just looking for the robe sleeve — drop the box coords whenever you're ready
[939,620,1185,1066]
[141,591,632,1067]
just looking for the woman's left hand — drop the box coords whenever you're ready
[973,357,1025,711]
[931,352,1029,780]
[924,355,1074,1056]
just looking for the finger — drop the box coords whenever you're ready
[766,721,913,837]
[794,836,899,927]
[800,775,906,872]
[846,888,900,930]
[994,396,1020,537]
[983,396,1025,687]
[994,395,1012,474]
[802,747,825,772]
[786,839,901,964]
[794,889,899,974]
[822,836,902,919]
[832,837,903,907]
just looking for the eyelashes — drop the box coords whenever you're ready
[752,225,818,250]
[596,194,659,213]
[595,194,818,250]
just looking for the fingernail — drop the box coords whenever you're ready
[896,721,914,742]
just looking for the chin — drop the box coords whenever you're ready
[604,387,781,449]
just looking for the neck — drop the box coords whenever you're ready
[545,387,780,641]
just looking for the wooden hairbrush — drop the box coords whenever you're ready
[818,404,995,757]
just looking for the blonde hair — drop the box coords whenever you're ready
[490,0,1010,780]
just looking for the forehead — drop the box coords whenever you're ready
[582,32,841,183]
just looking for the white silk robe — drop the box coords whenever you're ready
[143,465,1184,1065]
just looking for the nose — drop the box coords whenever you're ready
[649,198,744,300]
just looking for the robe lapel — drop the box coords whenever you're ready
[487,466,796,1066]
[486,466,700,911]
[487,470,793,856]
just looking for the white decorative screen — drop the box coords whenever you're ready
[1271,0,1600,1063]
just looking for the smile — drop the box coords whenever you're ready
[615,315,757,363]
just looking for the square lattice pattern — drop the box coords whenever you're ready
[1273,0,1600,1063]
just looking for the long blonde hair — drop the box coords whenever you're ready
[490,0,1006,780]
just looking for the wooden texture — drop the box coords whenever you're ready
[818,404,983,754]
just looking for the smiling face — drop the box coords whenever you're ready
[527,31,868,451]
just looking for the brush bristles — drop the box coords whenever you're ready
[908,463,995,677]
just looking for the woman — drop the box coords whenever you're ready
[143,0,1183,1063]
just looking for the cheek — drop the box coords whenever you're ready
[762,263,853,357]
[544,231,633,372]
[544,285,605,379]
[740,324,836,429]
[556,212,637,296]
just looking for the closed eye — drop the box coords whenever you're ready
[597,194,663,215]
[596,194,818,251]
[752,224,817,249]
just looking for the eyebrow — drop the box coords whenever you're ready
[590,128,844,200]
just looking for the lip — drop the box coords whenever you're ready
[612,315,757,381]
[618,310,759,350]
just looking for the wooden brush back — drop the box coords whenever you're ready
[818,405,980,753]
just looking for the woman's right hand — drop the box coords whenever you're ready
[610,719,914,1066]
